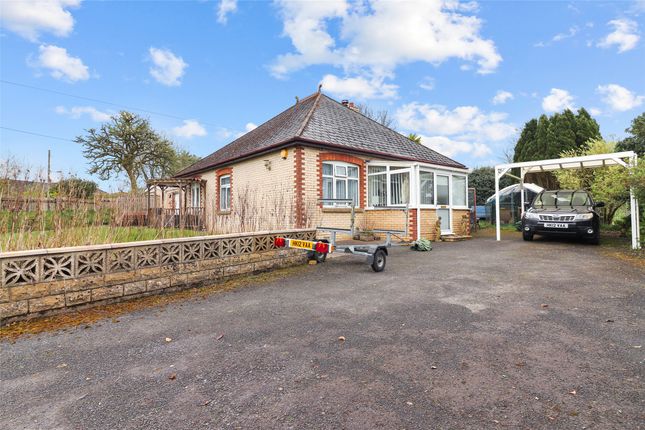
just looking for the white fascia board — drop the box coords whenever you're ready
[496,151,636,171]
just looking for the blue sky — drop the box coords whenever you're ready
[1,0,644,191]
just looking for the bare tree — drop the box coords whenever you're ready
[76,111,176,192]
[356,103,395,129]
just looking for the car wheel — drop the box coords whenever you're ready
[588,235,600,245]
[523,231,533,241]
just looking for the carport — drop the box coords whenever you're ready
[494,151,640,249]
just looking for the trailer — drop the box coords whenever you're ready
[274,227,403,272]
[275,199,404,271]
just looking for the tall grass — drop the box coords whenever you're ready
[0,158,202,252]
[1,159,317,252]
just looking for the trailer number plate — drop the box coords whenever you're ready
[544,223,568,228]
[289,239,314,250]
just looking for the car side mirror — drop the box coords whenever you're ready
[594,201,605,208]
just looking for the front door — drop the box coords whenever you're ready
[437,208,451,234]
[436,175,451,234]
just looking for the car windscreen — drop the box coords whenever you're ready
[534,191,590,207]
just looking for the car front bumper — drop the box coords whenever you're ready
[522,219,596,236]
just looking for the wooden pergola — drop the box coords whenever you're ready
[146,178,207,230]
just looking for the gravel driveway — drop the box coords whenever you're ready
[1,237,643,429]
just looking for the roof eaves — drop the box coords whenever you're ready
[175,136,466,177]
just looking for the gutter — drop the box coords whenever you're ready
[415,163,421,241]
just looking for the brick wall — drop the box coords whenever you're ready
[0,229,315,326]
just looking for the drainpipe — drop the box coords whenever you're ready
[416,163,421,241]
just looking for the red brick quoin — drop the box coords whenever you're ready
[317,152,366,208]
[293,147,305,227]
[215,167,233,214]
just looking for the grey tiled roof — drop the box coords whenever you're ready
[176,92,466,177]
[302,95,466,168]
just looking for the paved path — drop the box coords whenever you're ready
[1,237,643,429]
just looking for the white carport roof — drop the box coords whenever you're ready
[485,183,543,204]
[496,151,635,172]
[494,151,640,249]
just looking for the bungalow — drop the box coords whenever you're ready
[148,89,470,240]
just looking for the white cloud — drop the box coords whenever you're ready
[33,44,89,81]
[172,120,207,138]
[234,122,259,138]
[492,90,513,105]
[418,135,492,158]
[217,0,237,24]
[535,25,579,47]
[597,19,640,53]
[597,84,644,112]
[632,0,645,14]
[271,0,501,99]
[395,102,515,158]
[55,105,111,121]
[216,128,233,139]
[419,76,435,91]
[542,88,575,112]
[589,107,602,116]
[320,74,397,100]
[148,47,188,86]
[0,0,80,42]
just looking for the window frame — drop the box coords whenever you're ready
[219,174,231,212]
[321,161,360,207]
[419,170,435,206]
[367,165,412,208]
[366,163,469,210]
[451,175,468,208]
[191,182,201,208]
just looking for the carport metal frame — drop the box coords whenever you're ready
[494,151,640,249]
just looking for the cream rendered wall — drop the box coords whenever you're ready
[196,146,467,239]
[200,150,295,232]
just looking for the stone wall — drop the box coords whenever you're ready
[0,229,316,325]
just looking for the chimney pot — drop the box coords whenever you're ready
[341,100,349,106]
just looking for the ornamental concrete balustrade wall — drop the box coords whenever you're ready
[0,229,316,325]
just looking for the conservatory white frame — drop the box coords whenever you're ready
[365,160,469,237]
[494,151,640,249]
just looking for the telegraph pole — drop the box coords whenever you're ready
[47,149,51,210]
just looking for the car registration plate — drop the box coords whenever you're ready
[289,239,315,250]
[544,223,568,228]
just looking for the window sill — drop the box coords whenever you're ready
[365,206,409,211]
[217,210,231,215]
[321,207,364,213]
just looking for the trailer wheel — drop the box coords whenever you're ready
[371,249,386,272]
[307,239,328,263]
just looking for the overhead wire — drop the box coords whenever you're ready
[0,79,217,127]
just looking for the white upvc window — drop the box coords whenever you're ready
[191,182,201,208]
[436,174,450,206]
[368,165,410,207]
[322,161,360,206]
[419,171,434,205]
[451,175,468,207]
[219,175,231,211]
